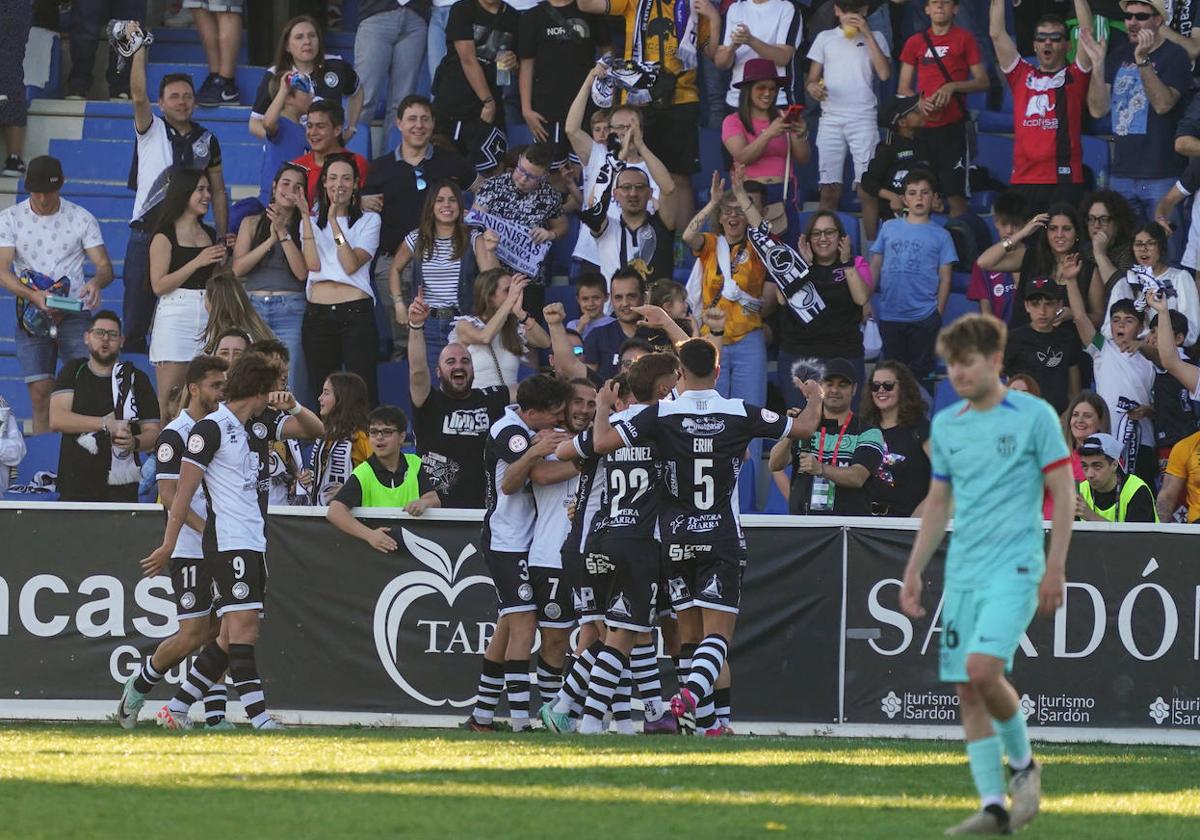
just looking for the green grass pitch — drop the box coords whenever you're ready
[1,723,1197,839]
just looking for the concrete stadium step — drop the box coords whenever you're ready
[82,110,261,147]
[149,27,250,66]
[0,376,31,418]
[49,137,264,186]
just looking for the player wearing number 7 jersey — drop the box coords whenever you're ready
[901,314,1074,836]
[589,339,824,734]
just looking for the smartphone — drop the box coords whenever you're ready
[784,104,806,124]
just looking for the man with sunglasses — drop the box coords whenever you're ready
[990,0,1092,207]
[1080,0,1190,223]
[590,166,675,285]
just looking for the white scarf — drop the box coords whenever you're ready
[76,361,141,486]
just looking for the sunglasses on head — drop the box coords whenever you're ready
[1033,32,1066,42]
[1124,11,1155,19]
[870,381,897,392]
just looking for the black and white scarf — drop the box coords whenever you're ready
[745,222,826,323]
[75,361,142,486]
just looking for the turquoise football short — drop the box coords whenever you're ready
[938,582,1039,683]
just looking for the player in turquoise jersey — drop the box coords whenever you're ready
[901,314,1074,836]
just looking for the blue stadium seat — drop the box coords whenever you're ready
[545,285,582,323]
[763,467,790,514]
[951,271,972,295]
[942,292,976,327]
[15,434,60,485]
[1081,135,1111,189]
[738,455,755,513]
[377,360,413,417]
[933,377,960,414]
[974,134,1015,185]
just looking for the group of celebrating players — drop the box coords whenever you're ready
[109,310,1070,836]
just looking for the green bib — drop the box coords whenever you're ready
[355,454,423,507]
[1078,474,1158,523]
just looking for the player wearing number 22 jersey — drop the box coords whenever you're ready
[901,315,1074,836]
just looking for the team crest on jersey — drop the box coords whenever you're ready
[157,443,175,463]
[252,421,268,439]
[609,593,632,617]
[682,417,726,436]
[508,435,529,453]
[187,434,205,454]
[518,583,534,601]
[192,135,210,158]
[232,582,250,600]
[997,434,1017,457]
[544,602,562,620]
[761,408,780,423]
[701,575,722,599]
[180,591,196,609]
[324,71,339,88]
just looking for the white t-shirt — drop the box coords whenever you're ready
[0,198,104,300]
[807,26,890,116]
[571,143,660,266]
[1103,265,1200,346]
[1085,334,1156,451]
[306,210,382,299]
[723,0,802,107]
[448,315,527,389]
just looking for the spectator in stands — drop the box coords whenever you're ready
[860,95,930,229]
[567,272,612,337]
[294,101,370,206]
[149,169,226,423]
[212,327,250,364]
[1063,389,1111,480]
[722,60,810,242]
[869,168,957,383]
[66,2,138,101]
[233,162,310,399]
[431,0,518,172]
[471,144,567,302]
[50,310,161,502]
[1103,222,1200,345]
[684,170,770,411]
[806,0,892,236]
[1064,263,1158,485]
[254,337,323,505]
[0,0,31,175]
[518,0,610,168]
[201,272,273,353]
[582,268,655,381]
[249,15,364,143]
[708,0,803,121]
[579,0,700,232]
[967,190,1030,321]
[0,156,113,434]
[388,181,502,366]
[898,0,989,218]
[990,0,1092,207]
[363,95,477,353]
[860,360,931,517]
[1079,0,1190,222]
[650,278,698,336]
[126,40,227,354]
[326,405,439,547]
[450,270,550,388]
[769,358,884,516]
[587,166,675,284]
[189,1,245,107]
[775,210,872,408]
[302,155,382,406]
[977,203,1105,328]
[256,75,313,208]
[309,371,372,505]
[1003,277,1082,412]
[566,71,674,269]
[1007,372,1041,395]
[355,0,429,132]
[1143,295,1199,470]
[1084,188,1136,287]
[1076,432,1159,521]
[1158,427,1200,520]
[408,298,510,507]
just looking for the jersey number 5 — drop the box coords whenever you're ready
[694,459,714,510]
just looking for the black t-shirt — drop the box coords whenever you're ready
[870,421,931,517]
[517,1,610,118]
[413,385,510,507]
[433,0,519,120]
[250,56,360,120]
[1003,323,1082,414]
[1154,362,1200,449]
[363,145,477,254]
[583,320,662,382]
[776,260,865,358]
[787,413,885,516]
[1086,476,1157,522]
[52,358,159,500]
[1010,251,1095,328]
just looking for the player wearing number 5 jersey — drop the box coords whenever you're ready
[590,339,824,734]
[901,314,1074,836]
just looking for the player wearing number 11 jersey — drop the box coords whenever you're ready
[590,339,824,734]
[901,315,1073,835]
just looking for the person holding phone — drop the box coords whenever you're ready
[721,59,810,239]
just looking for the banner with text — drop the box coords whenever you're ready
[464,208,550,278]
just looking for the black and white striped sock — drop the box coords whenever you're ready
[166,642,227,717]
[204,682,229,725]
[535,660,563,706]
[580,646,627,734]
[684,634,728,702]
[505,659,532,730]
[228,643,272,729]
[676,642,697,691]
[553,641,601,716]
[472,658,506,725]
[714,686,732,726]
[613,668,635,734]
[133,654,165,695]
[630,642,665,721]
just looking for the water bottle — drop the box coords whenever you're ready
[495,33,514,87]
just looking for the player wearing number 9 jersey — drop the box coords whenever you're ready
[590,339,824,734]
[900,315,1074,836]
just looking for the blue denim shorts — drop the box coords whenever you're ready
[14,311,90,382]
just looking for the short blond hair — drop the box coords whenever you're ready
[936,313,1007,365]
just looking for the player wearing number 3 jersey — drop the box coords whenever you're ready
[590,339,824,734]
[901,314,1074,836]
